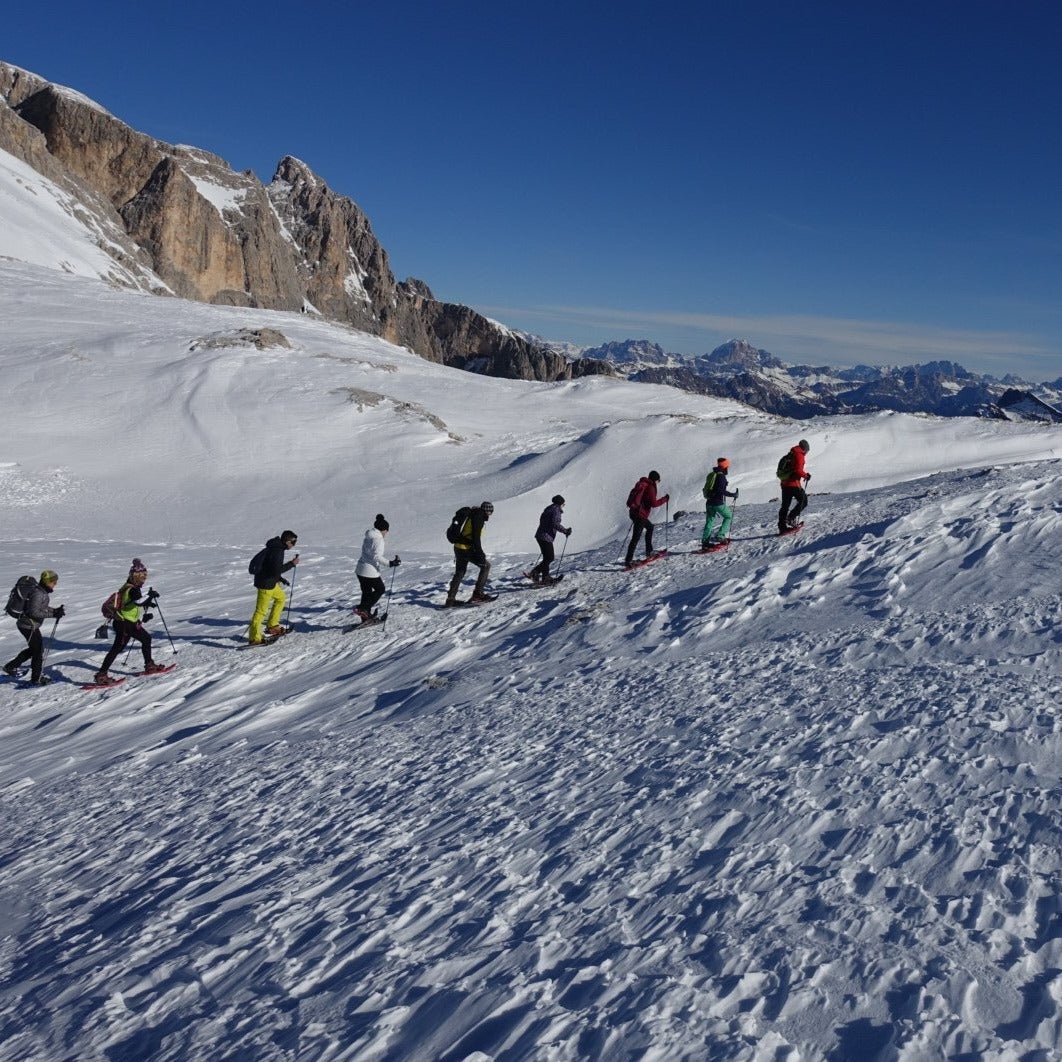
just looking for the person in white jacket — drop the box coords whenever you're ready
[355,514,400,622]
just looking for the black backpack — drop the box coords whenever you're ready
[5,575,37,620]
[248,548,267,576]
[446,507,473,544]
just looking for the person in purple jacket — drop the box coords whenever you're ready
[530,495,571,583]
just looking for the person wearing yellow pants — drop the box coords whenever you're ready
[247,530,299,643]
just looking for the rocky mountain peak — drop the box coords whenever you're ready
[700,339,783,372]
[0,59,598,382]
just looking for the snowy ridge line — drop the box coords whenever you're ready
[1,263,1059,551]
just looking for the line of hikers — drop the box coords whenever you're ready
[4,440,813,672]
[248,439,811,630]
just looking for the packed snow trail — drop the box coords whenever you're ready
[1,464,1060,1059]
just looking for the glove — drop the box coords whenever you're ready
[146,588,160,603]
[663,494,670,504]
[143,612,154,623]
[389,556,401,567]
[564,528,572,536]
[54,605,66,620]
[734,488,740,499]
[804,472,812,482]
[94,623,110,639]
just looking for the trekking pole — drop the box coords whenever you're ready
[152,593,177,655]
[283,555,299,628]
[556,535,569,577]
[40,618,60,672]
[381,562,398,632]
[665,499,670,552]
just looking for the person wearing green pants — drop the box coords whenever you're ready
[701,458,738,546]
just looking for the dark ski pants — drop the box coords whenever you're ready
[779,485,807,531]
[448,552,490,600]
[531,537,555,580]
[625,514,654,565]
[100,618,152,674]
[357,575,385,614]
[6,625,44,682]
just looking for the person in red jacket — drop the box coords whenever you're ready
[778,439,812,533]
[625,470,669,566]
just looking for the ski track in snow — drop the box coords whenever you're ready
[1,463,1060,1060]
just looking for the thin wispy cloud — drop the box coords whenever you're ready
[482,303,1059,372]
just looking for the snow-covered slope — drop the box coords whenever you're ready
[0,147,164,292]
[1,265,1061,1059]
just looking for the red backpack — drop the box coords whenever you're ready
[101,586,126,620]
[626,479,646,511]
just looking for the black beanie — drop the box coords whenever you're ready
[552,495,565,505]
[374,514,389,531]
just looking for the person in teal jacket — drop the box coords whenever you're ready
[95,559,163,685]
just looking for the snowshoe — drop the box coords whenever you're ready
[241,633,287,649]
[82,674,125,690]
[625,551,669,571]
[141,663,177,676]
[700,539,730,553]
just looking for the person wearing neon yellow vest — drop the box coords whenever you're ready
[95,559,164,685]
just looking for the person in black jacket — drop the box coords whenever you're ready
[248,530,299,643]
[4,570,65,686]
[446,502,496,605]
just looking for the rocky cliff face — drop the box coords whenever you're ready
[0,65,163,291]
[0,60,606,383]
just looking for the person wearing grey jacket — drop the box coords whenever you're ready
[4,570,65,686]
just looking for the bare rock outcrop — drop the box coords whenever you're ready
[0,73,163,291]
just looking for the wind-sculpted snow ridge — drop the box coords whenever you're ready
[0,462,1060,1059]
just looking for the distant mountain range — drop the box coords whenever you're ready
[543,338,1062,423]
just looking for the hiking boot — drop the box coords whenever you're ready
[266,625,288,637]
[93,672,118,686]
[470,592,497,603]
[30,676,52,687]
[2,661,19,677]
[143,662,167,674]
[444,596,460,607]
[354,608,370,621]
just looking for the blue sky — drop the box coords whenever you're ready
[6,1,1062,377]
